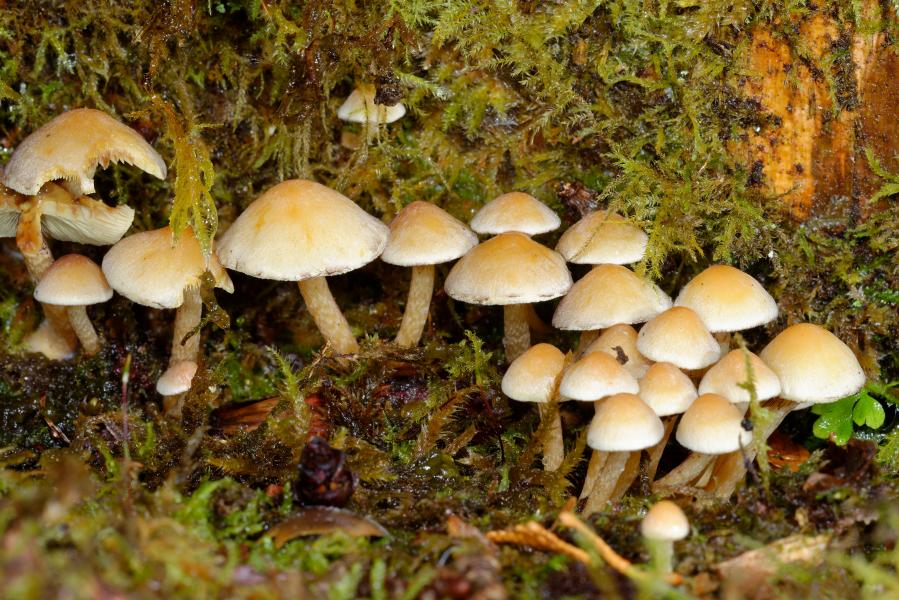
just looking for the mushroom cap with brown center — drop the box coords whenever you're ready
[555,211,647,265]
[699,349,781,404]
[469,192,560,235]
[381,201,477,266]
[759,323,865,404]
[676,393,752,454]
[444,232,572,305]
[103,226,233,309]
[674,265,778,332]
[583,324,652,379]
[639,362,697,416]
[553,264,671,331]
[337,84,406,124]
[34,254,113,306]
[3,108,167,196]
[637,307,721,370]
[560,351,639,401]
[502,343,566,403]
[641,500,690,541]
[587,393,664,452]
[216,179,389,281]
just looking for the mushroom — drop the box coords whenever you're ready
[381,201,477,347]
[502,343,568,470]
[337,84,406,125]
[641,500,689,575]
[33,254,112,356]
[445,232,572,361]
[469,192,561,237]
[582,323,652,378]
[639,362,698,478]
[156,360,199,396]
[636,306,722,371]
[699,349,782,409]
[216,179,388,355]
[102,226,233,395]
[555,210,648,266]
[22,319,75,360]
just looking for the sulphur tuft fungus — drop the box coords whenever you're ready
[469,191,560,236]
[641,500,689,575]
[636,306,721,371]
[639,362,698,478]
[583,323,652,378]
[337,83,406,125]
[156,360,199,397]
[216,179,388,355]
[555,210,647,265]
[381,201,477,347]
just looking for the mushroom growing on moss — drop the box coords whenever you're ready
[469,192,561,237]
[381,201,477,347]
[216,179,388,355]
[338,84,406,125]
[641,500,689,575]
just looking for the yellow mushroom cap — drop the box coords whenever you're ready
[587,393,664,452]
[699,349,781,404]
[553,264,671,331]
[501,343,566,403]
[637,307,721,370]
[3,108,166,196]
[641,500,689,541]
[470,192,560,235]
[156,360,198,396]
[759,323,865,404]
[216,179,388,281]
[674,265,778,332]
[337,84,406,124]
[444,232,572,305]
[583,324,652,379]
[102,226,233,309]
[676,393,752,454]
[639,362,697,416]
[555,211,647,265]
[34,254,112,306]
[560,351,639,401]
[381,201,477,266]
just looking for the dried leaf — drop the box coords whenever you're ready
[268,507,388,548]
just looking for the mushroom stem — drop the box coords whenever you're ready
[646,539,675,575]
[610,451,642,500]
[538,403,564,471]
[583,451,629,516]
[67,305,100,356]
[171,286,202,365]
[298,276,359,355]
[503,303,530,362]
[395,264,435,347]
[580,450,609,499]
[646,416,678,480]
[653,452,715,491]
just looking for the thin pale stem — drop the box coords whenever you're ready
[610,451,642,501]
[68,305,100,355]
[298,276,359,355]
[395,264,435,347]
[503,303,530,363]
[583,451,629,516]
[538,403,564,471]
[171,286,202,365]
[646,416,677,480]
[646,539,675,576]
[653,452,715,491]
[580,450,608,499]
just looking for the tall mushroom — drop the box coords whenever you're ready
[381,201,477,347]
[216,179,389,355]
[445,232,572,361]
[639,362,698,478]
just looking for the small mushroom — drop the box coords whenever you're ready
[639,362,698,478]
[33,254,112,356]
[337,83,406,125]
[381,201,477,347]
[555,210,648,266]
[641,500,689,575]
[582,323,652,378]
[469,192,561,236]
[156,360,198,396]
[636,306,722,371]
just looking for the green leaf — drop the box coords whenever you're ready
[812,396,855,445]
[852,392,886,429]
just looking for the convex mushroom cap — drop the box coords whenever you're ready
[759,323,865,403]
[676,393,752,453]
[337,84,406,124]
[34,254,112,306]
[103,226,233,309]
[588,393,664,451]
[470,192,560,236]
[216,179,389,281]
[556,211,647,264]
[675,265,777,332]
[560,351,638,401]
[502,343,566,403]
[553,264,671,330]
[3,108,167,196]
[444,232,571,305]
[156,360,198,396]
[381,201,477,266]
[641,500,690,541]
[639,362,697,416]
[637,307,721,370]
[583,324,652,379]
[699,349,781,404]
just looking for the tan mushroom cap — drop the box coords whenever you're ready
[759,323,865,404]
[637,307,721,370]
[103,226,233,309]
[676,393,752,454]
[588,393,664,452]
[34,254,113,306]
[217,179,388,281]
[470,192,561,235]
[381,201,477,266]
[156,360,198,396]
[583,324,652,379]
[23,319,75,360]
[3,108,167,196]
[639,362,697,417]
[553,264,672,331]
[675,265,778,332]
[555,211,648,265]
[502,343,566,403]
[699,349,781,404]
[444,232,572,305]
[337,84,406,124]
[560,351,639,401]
[641,500,690,541]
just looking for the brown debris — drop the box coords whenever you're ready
[295,436,357,507]
[486,520,590,564]
[267,506,387,548]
